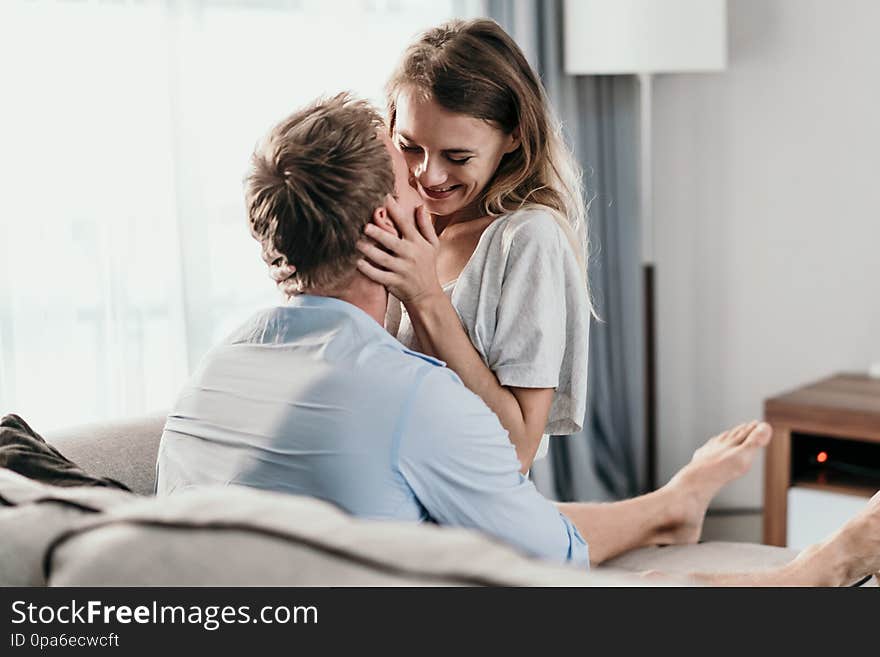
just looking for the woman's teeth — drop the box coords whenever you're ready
[423,184,459,199]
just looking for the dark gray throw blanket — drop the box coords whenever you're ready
[0,413,131,491]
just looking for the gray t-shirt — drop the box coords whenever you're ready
[387,207,589,456]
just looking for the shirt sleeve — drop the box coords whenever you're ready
[394,366,590,568]
[487,212,568,389]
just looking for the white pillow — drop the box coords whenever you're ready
[0,470,134,585]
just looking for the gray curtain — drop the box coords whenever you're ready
[487,0,646,500]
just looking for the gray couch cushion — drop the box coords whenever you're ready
[44,413,166,496]
[601,542,799,578]
[600,542,878,586]
[24,413,868,587]
[0,470,135,585]
[11,464,866,587]
[46,486,648,587]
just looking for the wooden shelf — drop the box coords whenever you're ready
[763,373,880,546]
[765,373,880,443]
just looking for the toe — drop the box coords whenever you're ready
[721,423,748,443]
[742,422,773,448]
[726,421,758,445]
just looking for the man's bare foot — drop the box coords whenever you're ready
[656,421,773,545]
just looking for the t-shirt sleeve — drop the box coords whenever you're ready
[395,367,589,568]
[487,214,569,389]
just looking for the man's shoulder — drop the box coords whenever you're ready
[402,365,505,440]
[394,364,519,487]
[218,301,381,348]
[218,305,292,345]
[206,302,478,410]
[400,347,446,368]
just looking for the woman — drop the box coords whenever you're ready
[356,19,590,472]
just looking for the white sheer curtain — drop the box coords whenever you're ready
[0,0,481,431]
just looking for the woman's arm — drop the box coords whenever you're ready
[406,292,553,472]
[356,200,551,472]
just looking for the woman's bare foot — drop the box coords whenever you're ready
[811,489,880,586]
[655,421,773,545]
[768,490,880,586]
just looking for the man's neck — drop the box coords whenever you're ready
[298,274,388,326]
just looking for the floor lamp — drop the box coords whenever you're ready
[563,0,727,490]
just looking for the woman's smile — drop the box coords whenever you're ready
[393,89,519,221]
[420,183,463,200]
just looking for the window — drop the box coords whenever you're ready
[0,0,483,430]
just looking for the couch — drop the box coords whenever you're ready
[0,413,820,587]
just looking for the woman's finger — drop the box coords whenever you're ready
[415,205,438,247]
[356,240,398,271]
[363,223,403,253]
[356,258,397,287]
[385,194,419,240]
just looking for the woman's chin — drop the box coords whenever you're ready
[421,199,459,217]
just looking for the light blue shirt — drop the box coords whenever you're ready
[155,295,589,568]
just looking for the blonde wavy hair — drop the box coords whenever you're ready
[386,18,593,312]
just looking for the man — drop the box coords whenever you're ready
[155,94,880,585]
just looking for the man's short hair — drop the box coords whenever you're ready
[246,93,394,294]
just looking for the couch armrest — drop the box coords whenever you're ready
[44,413,167,496]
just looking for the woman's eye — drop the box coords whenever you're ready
[448,156,472,165]
[399,144,422,153]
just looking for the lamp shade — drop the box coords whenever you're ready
[563,0,727,75]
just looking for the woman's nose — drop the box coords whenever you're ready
[416,155,447,188]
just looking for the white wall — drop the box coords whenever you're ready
[653,0,880,508]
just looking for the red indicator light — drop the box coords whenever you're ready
[816,451,828,464]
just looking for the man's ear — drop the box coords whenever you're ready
[505,127,522,154]
[372,206,399,237]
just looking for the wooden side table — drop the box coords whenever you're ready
[763,373,880,546]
